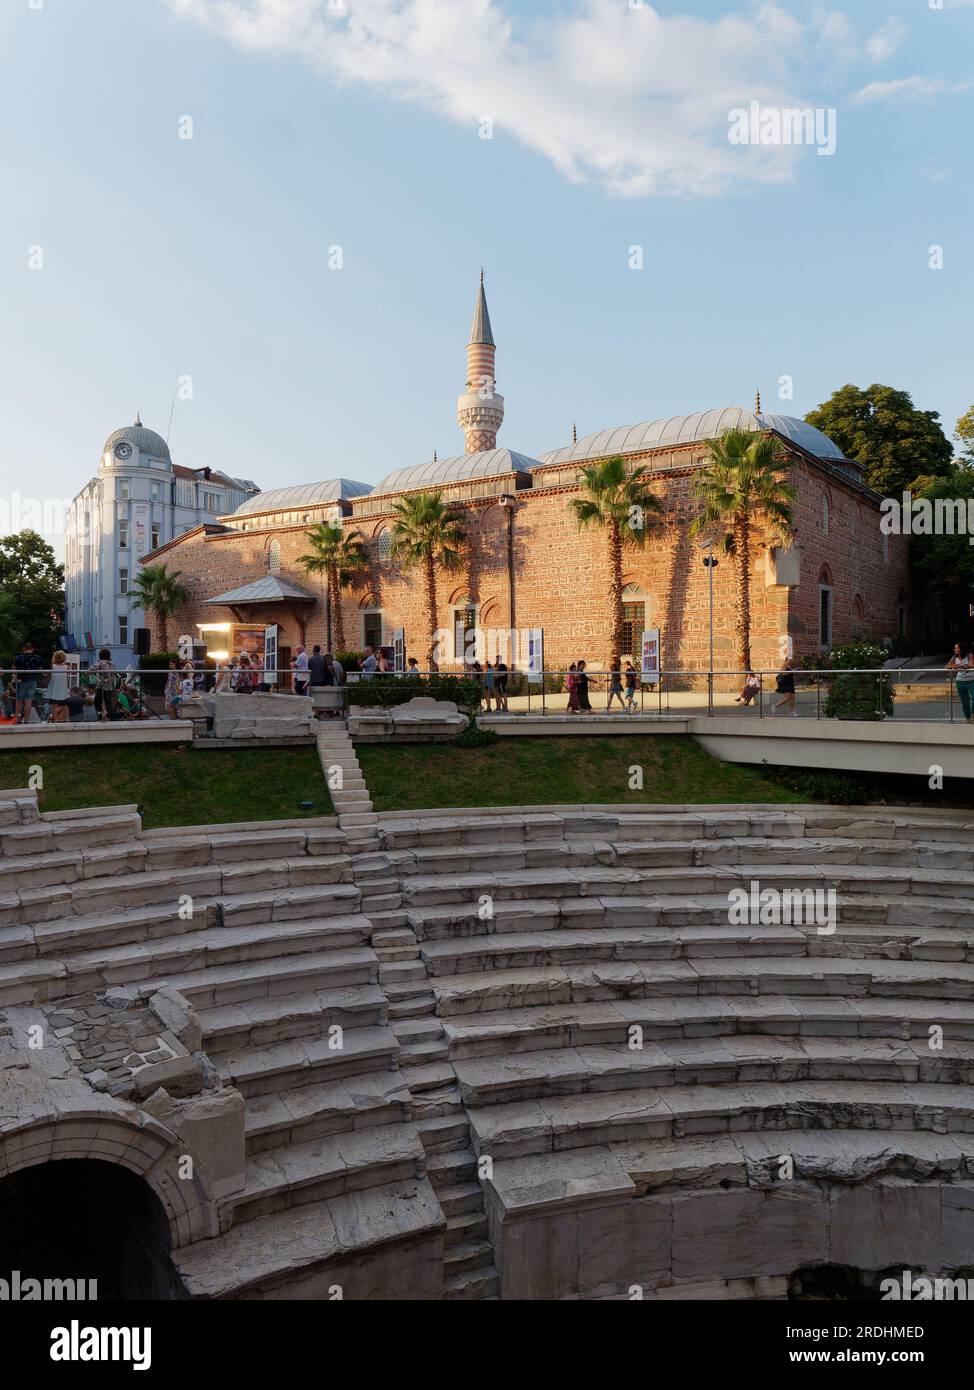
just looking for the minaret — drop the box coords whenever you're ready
[456,271,505,454]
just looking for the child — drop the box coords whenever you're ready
[164,662,181,720]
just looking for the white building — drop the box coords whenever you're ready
[64,416,259,663]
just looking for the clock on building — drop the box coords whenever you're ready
[114,441,134,460]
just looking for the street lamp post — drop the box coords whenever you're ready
[701,541,719,715]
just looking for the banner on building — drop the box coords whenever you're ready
[526,628,544,684]
[640,629,660,684]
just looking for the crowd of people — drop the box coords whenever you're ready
[2,642,151,725]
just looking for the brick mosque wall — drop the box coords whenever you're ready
[147,449,914,676]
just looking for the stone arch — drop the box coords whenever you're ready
[0,1109,218,1250]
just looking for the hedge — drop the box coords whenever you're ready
[345,673,481,709]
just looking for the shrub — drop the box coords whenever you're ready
[769,768,876,805]
[335,650,364,672]
[824,641,894,721]
[453,720,499,747]
[345,673,482,710]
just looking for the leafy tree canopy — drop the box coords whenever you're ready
[908,472,974,595]
[805,384,953,495]
[0,530,64,661]
[955,405,974,465]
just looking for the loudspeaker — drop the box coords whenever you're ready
[134,628,150,656]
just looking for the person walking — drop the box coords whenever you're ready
[91,648,117,722]
[494,657,509,712]
[309,645,328,687]
[291,644,310,696]
[624,661,638,713]
[772,658,797,716]
[12,640,43,724]
[947,645,974,722]
[576,659,593,713]
[566,662,580,713]
[606,659,625,712]
[45,650,71,724]
[483,661,495,712]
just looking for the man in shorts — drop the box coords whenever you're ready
[13,640,43,724]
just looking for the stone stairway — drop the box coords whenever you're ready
[369,803,974,1299]
[315,722,376,851]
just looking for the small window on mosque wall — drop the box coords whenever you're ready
[268,539,281,573]
[821,494,830,535]
[375,528,393,560]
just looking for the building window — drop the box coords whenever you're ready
[118,521,128,549]
[363,610,383,653]
[268,539,281,573]
[375,528,393,560]
[453,604,477,664]
[117,479,129,501]
[821,494,830,536]
[151,482,162,502]
[621,584,647,663]
[119,568,128,595]
[203,491,219,511]
[881,528,889,563]
[819,584,833,648]
[118,616,128,645]
[151,524,161,550]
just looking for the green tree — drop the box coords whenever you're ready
[389,491,466,671]
[907,472,974,635]
[569,456,661,665]
[129,563,188,652]
[690,429,794,671]
[297,522,369,652]
[805,384,953,494]
[955,405,974,465]
[0,530,64,661]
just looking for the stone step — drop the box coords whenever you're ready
[420,919,974,976]
[400,1059,456,1094]
[0,861,356,930]
[1,810,142,858]
[156,946,379,1012]
[468,1079,974,1160]
[392,1017,444,1044]
[415,1113,470,1153]
[231,1121,425,1221]
[49,915,374,998]
[400,862,974,908]
[444,1265,498,1300]
[446,1211,488,1249]
[388,995,437,1019]
[453,1034,974,1107]
[436,1181,485,1218]
[444,1237,494,1276]
[142,827,338,871]
[376,810,808,850]
[399,1038,450,1066]
[244,1069,411,1153]
[0,843,148,894]
[379,959,427,984]
[441,993,974,1056]
[409,1085,463,1121]
[432,955,974,1017]
[199,983,388,1054]
[174,1178,444,1299]
[424,1146,477,1187]
[219,1023,399,1098]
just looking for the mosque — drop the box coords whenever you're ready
[143,276,912,677]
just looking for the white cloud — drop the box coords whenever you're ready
[865,17,907,64]
[852,75,964,103]
[164,1,956,198]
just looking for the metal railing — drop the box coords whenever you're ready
[2,665,969,725]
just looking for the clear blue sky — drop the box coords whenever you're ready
[2,0,971,551]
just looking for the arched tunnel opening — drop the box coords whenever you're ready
[0,1158,189,1300]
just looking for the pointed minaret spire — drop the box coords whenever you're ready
[457,272,504,453]
[134,411,143,427]
[433,450,438,463]
[754,389,762,415]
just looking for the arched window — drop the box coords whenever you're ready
[268,539,281,573]
[821,493,830,536]
[375,528,393,560]
[621,584,647,663]
[853,595,865,635]
[818,568,833,649]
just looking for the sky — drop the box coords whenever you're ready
[1,0,972,555]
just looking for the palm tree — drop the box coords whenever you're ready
[129,563,188,652]
[569,456,661,664]
[389,491,466,671]
[690,427,794,670]
[297,523,369,652]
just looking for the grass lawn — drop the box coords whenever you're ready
[0,744,331,829]
[356,734,803,812]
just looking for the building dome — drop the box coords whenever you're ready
[232,478,373,516]
[102,414,171,464]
